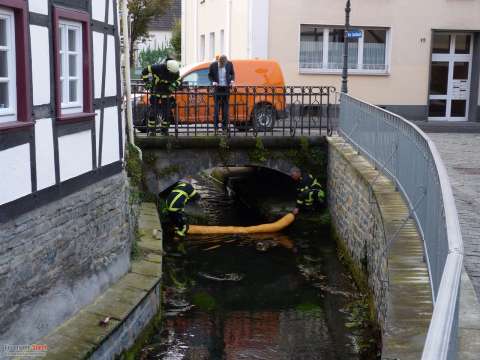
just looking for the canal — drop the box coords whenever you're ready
[139,168,380,359]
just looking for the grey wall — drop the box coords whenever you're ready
[0,172,134,344]
[327,141,389,328]
[138,137,327,194]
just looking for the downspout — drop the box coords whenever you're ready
[120,0,142,159]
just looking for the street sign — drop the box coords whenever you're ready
[346,29,362,39]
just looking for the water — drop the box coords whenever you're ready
[142,170,379,360]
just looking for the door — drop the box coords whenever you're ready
[428,33,473,121]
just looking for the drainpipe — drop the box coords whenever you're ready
[120,0,142,160]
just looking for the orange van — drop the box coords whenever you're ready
[140,59,286,130]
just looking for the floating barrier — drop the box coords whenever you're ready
[187,213,295,235]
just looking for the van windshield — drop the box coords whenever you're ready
[182,69,210,86]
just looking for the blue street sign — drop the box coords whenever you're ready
[346,29,362,39]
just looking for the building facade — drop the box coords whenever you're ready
[0,0,131,344]
[135,0,181,55]
[182,0,480,122]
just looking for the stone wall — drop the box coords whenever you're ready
[328,139,389,328]
[328,136,433,358]
[0,171,135,344]
[138,136,327,194]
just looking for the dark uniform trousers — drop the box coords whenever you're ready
[165,182,199,237]
[142,63,181,135]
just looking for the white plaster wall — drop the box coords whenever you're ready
[249,0,269,59]
[93,31,105,99]
[121,110,126,160]
[95,109,101,165]
[0,144,32,205]
[268,0,480,106]
[183,0,245,65]
[30,25,50,106]
[28,0,48,15]
[183,0,197,65]
[92,0,106,22]
[105,35,117,97]
[228,0,249,60]
[108,0,114,25]
[101,106,120,166]
[35,118,56,190]
[58,131,92,182]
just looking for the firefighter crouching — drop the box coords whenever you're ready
[290,167,325,215]
[165,177,200,253]
[142,59,181,135]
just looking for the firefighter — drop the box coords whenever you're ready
[142,58,181,135]
[165,177,200,253]
[290,167,325,214]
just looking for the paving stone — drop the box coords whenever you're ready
[429,134,480,298]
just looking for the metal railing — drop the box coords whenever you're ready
[131,80,337,137]
[338,93,463,360]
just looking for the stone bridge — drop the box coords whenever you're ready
[136,136,327,194]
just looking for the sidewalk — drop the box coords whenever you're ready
[429,133,480,359]
[429,134,480,298]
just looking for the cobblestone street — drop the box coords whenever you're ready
[429,134,480,299]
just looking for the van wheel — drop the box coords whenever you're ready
[252,103,276,131]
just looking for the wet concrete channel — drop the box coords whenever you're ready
[138,168,380,359]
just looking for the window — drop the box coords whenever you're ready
[209,32,215,59]
[0,1,30,130]
[220,29,224,55]
[0,8,15,123]
[53,6,93,121]
[182,69,210,87]
[299,25,389,74]
[199,34,205,61]
[59,20,82,114]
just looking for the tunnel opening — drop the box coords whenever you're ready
[140,167,381,359]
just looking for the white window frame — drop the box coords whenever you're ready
[0,8,16,123]
[220,29,225,55]
[209,31,215,60]
[298,25,391,76]
[59,19,83,114]
[199,34,205,62]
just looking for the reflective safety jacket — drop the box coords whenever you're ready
[166,182,200,212]
[296,174,325,207]
[141,60,181,98]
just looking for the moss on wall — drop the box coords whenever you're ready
[331,225,382,357]
[120,295,163,360]
[248,137,269,164]
[331,226,379,325]
[280,137,327,182]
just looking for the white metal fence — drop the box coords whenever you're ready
[338,93,463,360]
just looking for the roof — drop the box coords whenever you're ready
[148,0,181,31]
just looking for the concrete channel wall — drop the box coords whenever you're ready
[0,172,134,345]
[327,136,433,359]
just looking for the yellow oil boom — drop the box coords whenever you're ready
[187,213,295,235]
